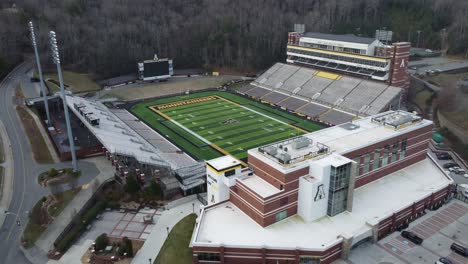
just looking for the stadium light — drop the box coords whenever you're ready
[28,21,52,127]
[48,30,78,172]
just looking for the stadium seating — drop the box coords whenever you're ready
[365,86,401,115]
[261,92,289,104]
[340,81,388,113]
[317,76,360,105]
[277,97,309,111]
[320,109,355,125]
[296,103,329,118]
[280,67,315,93]
[297,76,333,98]
[245,87,271,98]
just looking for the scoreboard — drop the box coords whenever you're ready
[138,59,173,81]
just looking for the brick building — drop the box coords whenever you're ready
[191,110,453,264]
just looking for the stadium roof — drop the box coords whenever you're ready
[303,32,377,45]
[192,157,452,250]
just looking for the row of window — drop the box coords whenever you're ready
[287,47,389,68]
[327,163,351,216]
[198,253,319,263]
[354,138,408,175]
[300,42,366,55]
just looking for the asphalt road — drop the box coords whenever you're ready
[0,62,50,264]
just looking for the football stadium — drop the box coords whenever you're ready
[130,91,324,162]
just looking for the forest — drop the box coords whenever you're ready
[1,0,468,79]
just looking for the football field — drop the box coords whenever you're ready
[130,91,323,161]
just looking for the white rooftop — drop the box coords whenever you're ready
[249,110,432,172]
[238,175,282,198]
[207,156,241,171]
[193,157,452,250]
[66,96,169,167]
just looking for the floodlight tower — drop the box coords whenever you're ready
[28,21,51,127]
[48,31,78,172]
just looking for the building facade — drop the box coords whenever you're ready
[191,111,453,264]
[286,32,410,101]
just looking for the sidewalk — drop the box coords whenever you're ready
[0,119,14,228]
[35,156,114,253]
[132,197,202,264]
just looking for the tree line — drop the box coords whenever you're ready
[1,0,468,79]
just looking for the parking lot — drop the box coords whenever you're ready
[334,200,468,264]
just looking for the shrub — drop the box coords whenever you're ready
[55,224,84,253]
[95,233,109,251]
[117,237,133,257]
[48,168,59,178]
[124,176,140,194]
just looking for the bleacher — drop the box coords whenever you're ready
[277,97,309,111]
[320,109,355,125]
[261,92,289,104]
[296,103,330,118]
[340,81,388,113]
[238,63,402,125]
[245,86,271,98]
[317,76,360,105]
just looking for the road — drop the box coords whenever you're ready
[0,62,51,264]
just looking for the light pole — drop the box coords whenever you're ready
[48,31,78,172]
[28,21,52,127]
[416,30,422,48]
[192,202,195,213]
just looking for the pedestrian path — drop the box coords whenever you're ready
[132,197,202,264]
[36,156,114,253]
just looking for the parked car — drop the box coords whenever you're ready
[455,168,465,174]
[443,163,458,169]
[30,77,40,82]
[401,231,423,245]
[437,154,452,160]
[450,242,468,257]
[448,167,460,172]
[463,173,468,178]
[435,257,453,264]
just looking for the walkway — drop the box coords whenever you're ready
[132,197,202,264]
[35,156,115,253]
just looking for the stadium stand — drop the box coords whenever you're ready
[261,91,289,104]
[277,97,309,111]
[317,76,361,105]
[296,103,329,118]
[365,86,402,115]
[280,67,315,94]
[236,84,256,93]
[239,63,402,125]
[340,81,388,113]
[297,76,333,98]
[245,86,271,98]
[320,109,355,125]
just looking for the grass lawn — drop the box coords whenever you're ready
[48,188,81,217]
[413,89,434,111]
[23,198,47,248]
[16,106,54,164]
[154,214,197,264]
[45,71,100,93]
[131,91,323,160]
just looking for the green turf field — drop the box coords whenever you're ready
[130,91,323,161]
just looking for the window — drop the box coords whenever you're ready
[390,141,399,163]
[300,256,321,264]
[198,252,220,261]
[327,163,351,216]
[276,210,288,222]
[363,153,371,174]
[224,169,235,177]
[382,145,390,166]
[373,148,381,169]
[400,138,407,159]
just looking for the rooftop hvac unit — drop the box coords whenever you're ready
[277,153,291,164]
[292,137,310,150]
[265,146,278,156]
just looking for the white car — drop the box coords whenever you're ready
[463,173,468,178]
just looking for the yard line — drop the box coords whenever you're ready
[170,119,211,145]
